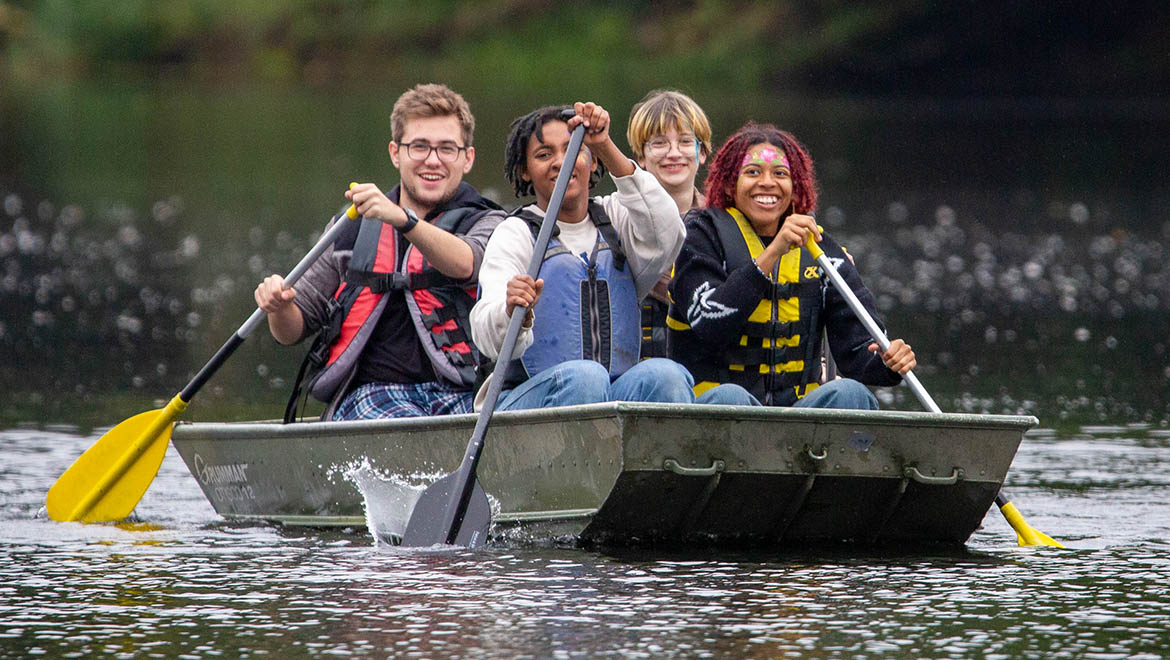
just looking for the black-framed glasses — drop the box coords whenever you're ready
[400,141,468,163]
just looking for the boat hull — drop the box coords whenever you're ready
[170,402,1037,547]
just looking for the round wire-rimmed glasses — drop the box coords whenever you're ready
[645,135,699,159]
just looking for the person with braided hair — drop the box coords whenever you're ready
[470,102,755,411]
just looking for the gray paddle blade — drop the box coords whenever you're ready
[400,473,491,548]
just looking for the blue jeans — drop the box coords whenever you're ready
[498,358,758,411]
[794,378,879,410]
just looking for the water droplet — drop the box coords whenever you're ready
[1105,336,1118,349]
[935,205,956,226]
[179,235,200,258]
[1069,202,1089,224]
[256,364,269,377]
[823,206,845,228]
[887,202,908,224]
[117,225,142,247]
[117,314,143,334]
[3,194,22,216]
[1074,327,1091,342]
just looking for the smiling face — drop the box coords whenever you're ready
[733,143,793,234]
[389,114,475,216]
[520,119,594,216]
[637,125,705,195]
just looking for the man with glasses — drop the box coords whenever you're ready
[625,90,714,359]
[255,83,505,420]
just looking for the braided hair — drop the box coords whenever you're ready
[703,122,818,216]
[504,105,606,198]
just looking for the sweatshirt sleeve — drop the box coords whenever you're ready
[469,216,536,361]
[669,212,774,345]
[455,209,506,287]
[291,214,347,343]
[598,165,686,300]
[819,237,903,387]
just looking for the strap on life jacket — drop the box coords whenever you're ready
[284,206,495,422]
[511,200,628,269]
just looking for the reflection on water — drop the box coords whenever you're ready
[2,428,1169,657]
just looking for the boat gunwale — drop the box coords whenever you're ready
[171,401,1039,440]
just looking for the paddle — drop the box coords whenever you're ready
[401,109,586,548]
[46,187,362,523]
[804,233,1064,548]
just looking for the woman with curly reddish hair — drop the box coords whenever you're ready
[667,122,917,408]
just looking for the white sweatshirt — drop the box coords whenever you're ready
[470,165,685,363]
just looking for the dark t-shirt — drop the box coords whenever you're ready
[352,234,437,386]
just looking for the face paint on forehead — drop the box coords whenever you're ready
[742,146,789,169]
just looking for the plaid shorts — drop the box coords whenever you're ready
[333,381,475,420]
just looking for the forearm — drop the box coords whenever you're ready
[605,168,686,298]
[267,305,305,345]
[404,221,475,280]
[592,139,635,178]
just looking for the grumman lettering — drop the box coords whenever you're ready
[193,454,250,485]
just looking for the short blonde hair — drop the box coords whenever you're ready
[626,89,712,161]
[391,83,476,146]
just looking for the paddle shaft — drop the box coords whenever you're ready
[806,237,1062,547]
[437,113,587,545]
[179,204,358,403]
[805,240,940,413]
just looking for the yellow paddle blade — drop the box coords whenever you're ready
[998,499,1065,548]
[46,395,187,522]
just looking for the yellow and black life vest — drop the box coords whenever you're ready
[667,208,826,406]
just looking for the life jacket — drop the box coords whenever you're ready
[298,207,502,407]
[640,296,670,359]
[667,208,827,406]
[501,201,640,389]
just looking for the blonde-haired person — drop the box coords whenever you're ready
[626,89,713,359]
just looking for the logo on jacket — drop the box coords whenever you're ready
[687,281,737,327]
[810,256,845,279]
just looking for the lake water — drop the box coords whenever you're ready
[3,79,1169,657]
[3,425,1170,658]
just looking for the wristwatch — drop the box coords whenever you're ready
[401,207,420,233]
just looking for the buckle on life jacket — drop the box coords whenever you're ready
[346,271,409,293]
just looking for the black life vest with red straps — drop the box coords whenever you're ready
[294,206,503,411]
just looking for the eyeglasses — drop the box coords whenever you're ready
[645,135,700,159]
[400,141,468,163]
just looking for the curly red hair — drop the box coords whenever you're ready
[703,122,818,216]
